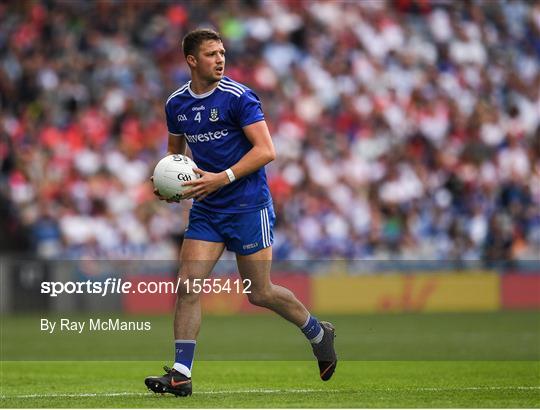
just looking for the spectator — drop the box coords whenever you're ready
[0,0,538,264]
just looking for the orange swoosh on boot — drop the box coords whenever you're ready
[171,378,191,388]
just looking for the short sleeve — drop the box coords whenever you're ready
[165,102,182,135]
[236,90,265,128]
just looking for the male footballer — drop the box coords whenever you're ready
[145,29,337,397]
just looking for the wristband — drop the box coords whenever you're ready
[225,168,236,183]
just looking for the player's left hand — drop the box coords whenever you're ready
[181,167,229,201]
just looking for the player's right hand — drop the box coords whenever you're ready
[150,176,180,203]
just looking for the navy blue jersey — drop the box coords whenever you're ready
[165,76,272,213]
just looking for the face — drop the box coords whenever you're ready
[189,39,225,82]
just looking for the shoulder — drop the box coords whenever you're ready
[165,82,190,106]
[217,77,254,99]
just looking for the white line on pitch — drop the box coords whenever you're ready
[414,386,540,392]
[0,389,338,399]
[1,386,539,399]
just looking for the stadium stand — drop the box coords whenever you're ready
[1,0,538,263]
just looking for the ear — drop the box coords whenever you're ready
[186,54,197,69]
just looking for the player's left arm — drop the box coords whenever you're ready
[182,120,275,201]
[227,120,276,179]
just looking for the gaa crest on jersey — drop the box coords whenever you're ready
[209,107,219,122]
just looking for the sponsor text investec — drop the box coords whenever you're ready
[185,128,228,143]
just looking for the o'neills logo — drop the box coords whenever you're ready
[185,129,228,143]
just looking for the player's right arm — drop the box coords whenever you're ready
[155,95,191,202]
[166,132,187,155]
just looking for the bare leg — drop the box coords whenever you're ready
[236,246,309,327]
[174,239,225,339]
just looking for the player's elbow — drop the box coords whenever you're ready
[264,146,276,164]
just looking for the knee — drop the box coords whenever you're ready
[176,275,200,300]
[247,289,273,308]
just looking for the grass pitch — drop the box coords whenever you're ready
[1,311,539,407]
[1,361,539,408]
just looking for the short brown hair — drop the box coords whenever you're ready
[182,29,222,58]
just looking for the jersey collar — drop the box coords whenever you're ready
[188,81,218,99]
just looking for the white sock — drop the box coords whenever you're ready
[173,362,191,378]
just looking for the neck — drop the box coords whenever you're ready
[190,75,220,95]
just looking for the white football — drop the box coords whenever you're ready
[152,154,199,201]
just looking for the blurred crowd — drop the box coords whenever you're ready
[1,0,539,263]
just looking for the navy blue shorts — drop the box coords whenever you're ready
[184,204,275,255]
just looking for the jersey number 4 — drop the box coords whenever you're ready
[194,112,201,123]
